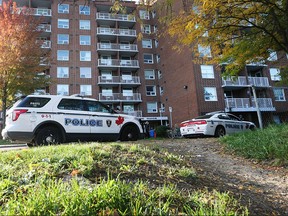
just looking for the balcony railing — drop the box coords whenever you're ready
[97,43,138,52]
[97,27,137,37]
[29,8,52,16]
[37,24,51,32]
[98,59,139,68]
[99,93,142,102]
[122,111,142,117]
[98,76,140,85]
[96,13,136,22]
[225,98,275,112]
[40,40,51,48]
[222,76,270,87]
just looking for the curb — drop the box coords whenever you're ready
[0,144,27,148]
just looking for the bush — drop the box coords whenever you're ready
[155,125,170,138]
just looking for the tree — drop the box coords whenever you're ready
[0,1,50,126]
[156,0,288,79]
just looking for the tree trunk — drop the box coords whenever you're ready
[1,82,7,129]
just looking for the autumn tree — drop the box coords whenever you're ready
[156,0,288,79]
[0,1,50,126]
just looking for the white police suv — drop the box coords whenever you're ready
[180,112,256,138]
[2,95,144,145]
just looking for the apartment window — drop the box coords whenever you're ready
[79,5,90,15]
[58,19,69,29]
[152,10,156,18]
[123,88,133,96]
[102,88,113,96]
[79,20,90,30]
[156,55,160,63]
[58,4,69,14]
[80,67,91,78]
[142,39,152,48]
[154,25,158,33]
[155,39,159,48]
[159,86,164,95]
[270,68,281,81]
[144,69,155,79]
[141,24,151,34]
[273,88,285,101]
[57,34,69,44]
[139,10,149,20]
[204,87,217,101]
[80,85,92,96]
[80,51,91,61]
[144,54,153,64]
[123,105,134,113]
[158,70,162,79]
[268,51,277,61]
[57,67,69,78]
[201,65,214,78]
[57,50,69,61]
[80,35,91,45]
[147,102,157,113]
[146,86,156,96]
[57,84,69,95]
[198,44,212,57]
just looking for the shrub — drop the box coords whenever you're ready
[155,125,170,138]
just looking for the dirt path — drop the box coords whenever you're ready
[143,138,288,216]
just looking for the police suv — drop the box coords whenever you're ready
[2,95,144,145]
[180,112,256,138]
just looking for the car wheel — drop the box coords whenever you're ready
[120,125,139,141]
[215,126,226,137]
[35,126,62,145]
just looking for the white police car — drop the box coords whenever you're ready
[2,95,144,145]
[180,112,256,138]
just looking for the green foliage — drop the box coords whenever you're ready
[155,125,170,137]
[220,124,288,166]
[0,142,248,215]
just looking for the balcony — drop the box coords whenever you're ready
[99,93,142,102]
[37,24,51,32]
[122,111,142,117]
[97,28,137,40]
[96,13,136,22]
[225,98,275,112]
[98,76,141,86]
[97,43,138,54]
[222,76,270,89]
[29,8,51,16]
[40,40,51,48]
[98,59,139,69]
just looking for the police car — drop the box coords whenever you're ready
[180,112,256,138]
[2,95,144,145]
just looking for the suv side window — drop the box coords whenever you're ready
[85,100,110,113]
[17,97,51,108]
[57,99,85,111]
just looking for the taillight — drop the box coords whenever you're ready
[181,120,207,127]
[12,109,28,121]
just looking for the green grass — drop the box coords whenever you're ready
[0,142,248,215]
[220,124,288,166]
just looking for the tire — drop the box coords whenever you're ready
[35,126,63,145]
[120,125,139,141]
[214,126,226,137]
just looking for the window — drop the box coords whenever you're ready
[147,102,157,113]
[58,99,84,111]
[80,85,92,96]
[204,87,217,101]
[79,5,90,15]
[80,35,91,45]
[57,84,69,95]
[198,44,212,57]
[80,67,91,78]
[58,19,69,29]
[201,65,214,78]
[155,39,159,48]
[158,70,162,79]
[273,88,285,101]
[102,88,113,96]
[144,69,155,79]
[156,55,160,63]
[270,68,281,81]
[80,51,91,61]
[57,34,69,44]
[141,24,151,34]
[139,10,149,20]
[58,4,69,14]
[152,10,156,18]
[57,67,69,78]
[57,50,69,61]
[18,97,50,108]
[146,86,156,96]
[123,105,134,113]
[79,20,90,30]
[154,25,158,33]
[142,39,152,48]
[159,86,164,95]
[268,51,277,61]
[144,54,153,64]
[101,71,112,80]
[123,88,133,96]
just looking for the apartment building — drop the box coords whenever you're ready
[9,0,168,129]
[4,0,288,128]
